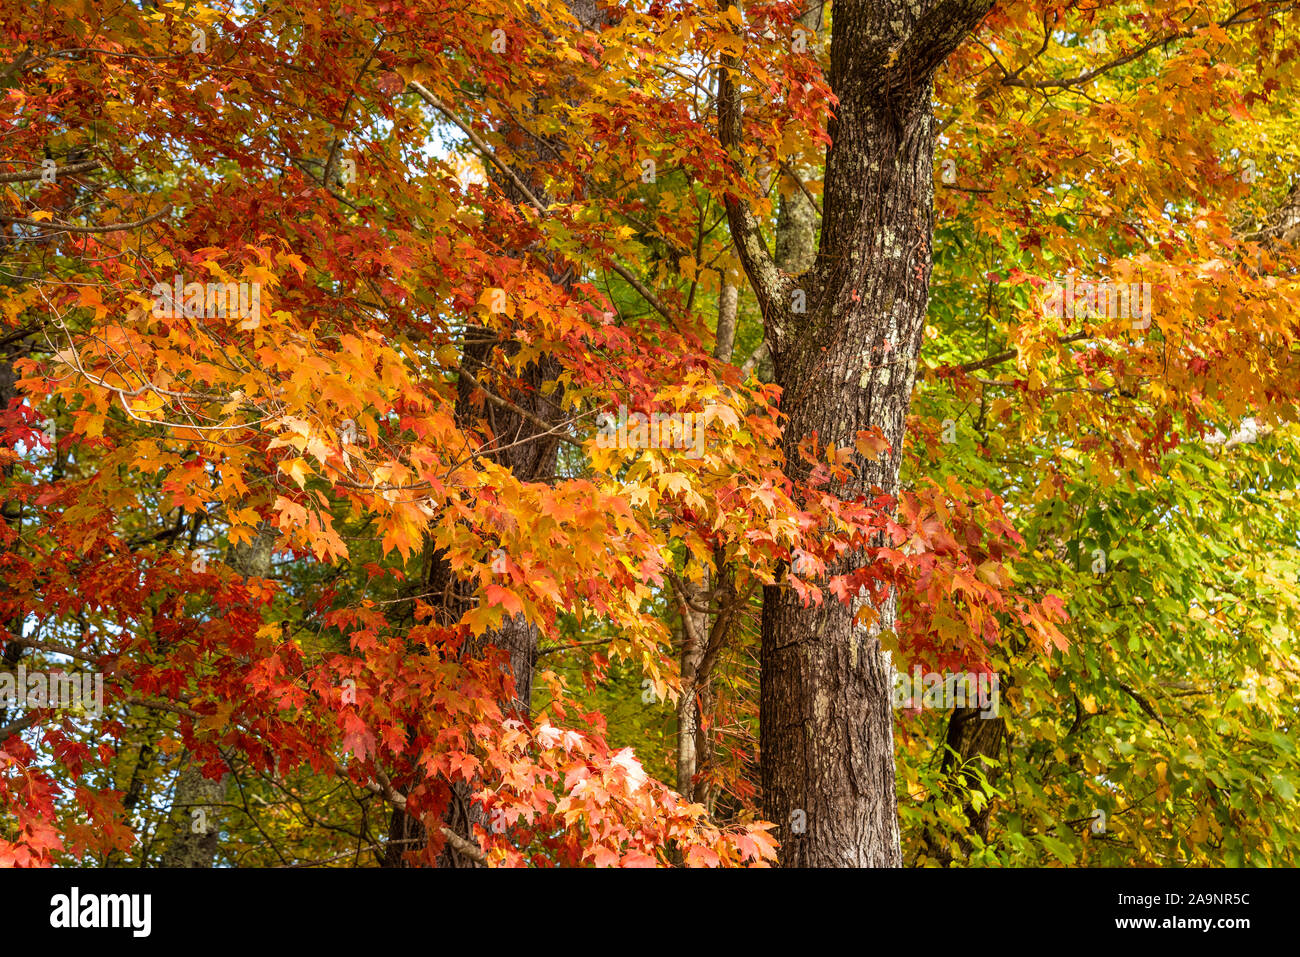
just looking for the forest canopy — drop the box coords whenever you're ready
[1,0,1298,869]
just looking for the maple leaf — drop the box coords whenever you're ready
[484,583,525,617]
[280,457,312,488]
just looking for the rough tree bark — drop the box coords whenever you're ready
[720,0,994,866]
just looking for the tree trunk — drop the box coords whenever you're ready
[920,706,1005,865]
[721,0,993,866]
[674,281,742,806]
[383,0,609,866]
[158,762,227,867]
[675,581,707,804]
[380,300,565,865]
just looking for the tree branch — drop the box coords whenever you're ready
[0,160,99,183]
[411,79,679,325]
[0,712,39,743]
[716,8,790,341]
[0,203,171,235]
[894,0,998,91]
[931,331,1093,378]
[347,759,489,865]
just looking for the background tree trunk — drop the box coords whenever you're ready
[920,706,1006,865]
[383,0,609,866]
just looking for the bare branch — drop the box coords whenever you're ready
[0,160,99,183]
[716,7,790,337]
[0,203,171,235]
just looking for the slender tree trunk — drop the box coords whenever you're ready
[677,0,825,813]
[384,0,609,866]
[383,346,563,867]
[721,0,993,866]
[712,283,740,366]
[675,583,706,803]
[0,344,23,670]
[674,281,741,805]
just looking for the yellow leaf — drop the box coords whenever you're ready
[230,507,262,527]
[280,457,311,488]
[130,391,165,414]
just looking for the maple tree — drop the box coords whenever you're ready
[1,0,1297,870]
